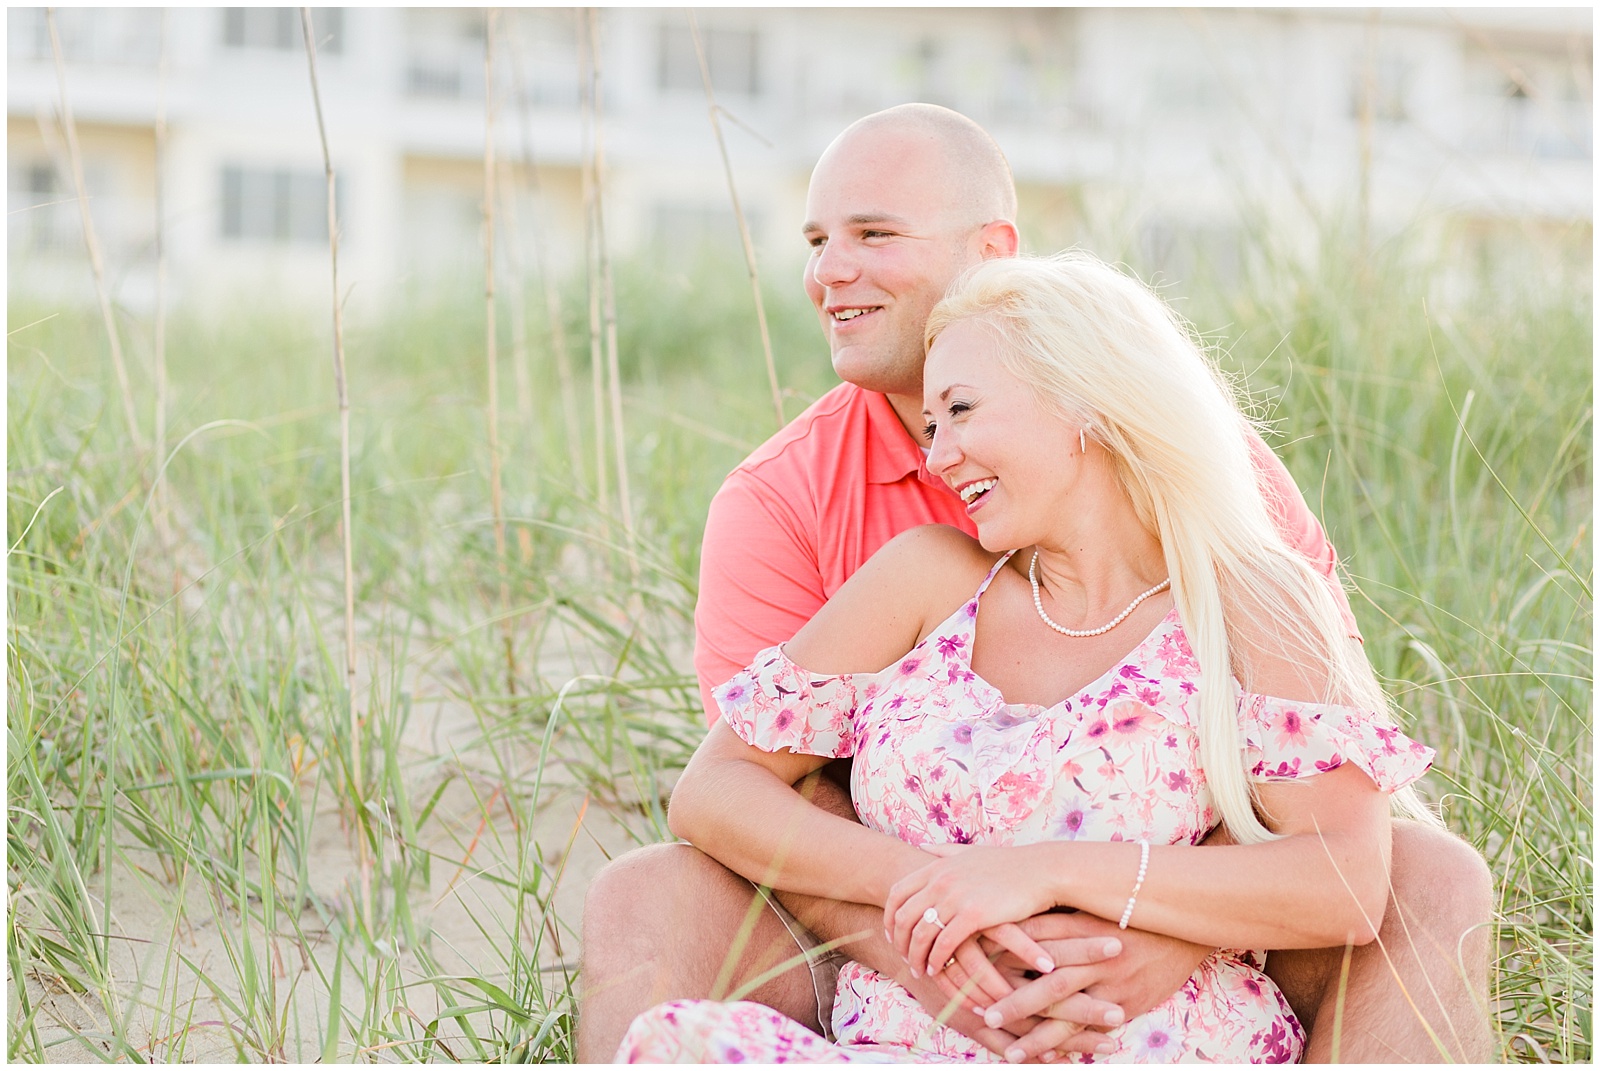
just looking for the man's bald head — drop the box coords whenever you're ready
[829,103,1018,230]
[800,104,1021,420]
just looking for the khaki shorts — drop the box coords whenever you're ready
[753,884,850,1041]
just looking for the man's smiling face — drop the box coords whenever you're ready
[801,127,985,402]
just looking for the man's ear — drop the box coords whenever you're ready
[976,219,1020,261]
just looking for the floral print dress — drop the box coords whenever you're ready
[616,551,1434,1064]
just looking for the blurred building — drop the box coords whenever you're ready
[7,6,1592,312]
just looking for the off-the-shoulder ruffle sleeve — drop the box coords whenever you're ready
[713,645,858,758]
[1239,693,1434,792]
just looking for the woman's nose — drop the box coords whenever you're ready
[926,427,961,477]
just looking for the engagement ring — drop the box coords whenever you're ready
[922,907,946,930]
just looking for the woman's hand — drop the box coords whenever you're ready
[885,842,1060,980]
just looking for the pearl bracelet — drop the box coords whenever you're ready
[1117,839,1150,930]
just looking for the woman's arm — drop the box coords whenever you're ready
[889,599,1404,977]
[671,525,996,901]
[668,720,930,904]
[889,763,1392,977]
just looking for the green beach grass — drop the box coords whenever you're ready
[6,230,1591,1061]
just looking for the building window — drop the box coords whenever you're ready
[223,8,342,54]
[1465,42,1592,160]
[403,8,491,100]
[8,160,76,253]
[657,24,759,96]
[220,165,336,244]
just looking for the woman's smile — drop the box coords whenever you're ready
[956,477,998,513]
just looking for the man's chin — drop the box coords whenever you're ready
[830,350,920,396]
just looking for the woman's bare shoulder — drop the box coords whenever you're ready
[786,525,1001,674]
[870,525,1001,597]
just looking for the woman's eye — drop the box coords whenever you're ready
[922,422,938,440]
[948,402,971,416]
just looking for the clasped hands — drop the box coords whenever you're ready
[883,842,1207,1063]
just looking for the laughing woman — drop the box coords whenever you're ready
[617,253,1436,1064]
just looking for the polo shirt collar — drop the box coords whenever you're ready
[863,388,946,490]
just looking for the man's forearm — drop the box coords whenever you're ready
[770,767,911,978]
[764,766,939,988]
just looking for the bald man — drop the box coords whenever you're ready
[577,105,1493,1063]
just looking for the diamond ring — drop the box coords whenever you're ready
[922,906,946,930]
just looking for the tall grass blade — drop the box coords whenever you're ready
[686,10,785,429]
[45,6,143,450]
[483,9,517,695]
[299,5,368,917]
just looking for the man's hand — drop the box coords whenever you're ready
[895,968,1028,1059]
[978,913,1211,1031]
[932,931,1128,1061]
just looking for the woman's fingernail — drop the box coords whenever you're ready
[1005,1047,1026,1064]
[1096,1040,1118,1054]
[1040,1052,1057,1063]
[1036,956,1056,973]
[985,1009,1004,1029]
[972,1004,987,1016]
[1104,1007,1125,1026]
[1103,939,1121,956]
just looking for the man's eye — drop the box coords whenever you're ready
[806,237,826,253]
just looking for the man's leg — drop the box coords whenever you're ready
[1267,821,1495,1063]
[576,842,823,1062]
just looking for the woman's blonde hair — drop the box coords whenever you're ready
[926,251,1435,843]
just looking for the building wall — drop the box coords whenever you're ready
[7,6,1591,315]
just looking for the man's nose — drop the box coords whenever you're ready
[810,239,860,289]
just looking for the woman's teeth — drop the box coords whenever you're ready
[960,479,996,504]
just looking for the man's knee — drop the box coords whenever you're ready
[1388,821,1493,935]
[583,842,745,949]
[585,843,710,918]
[579,842,822,1044]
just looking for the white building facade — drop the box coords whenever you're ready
[7,6,1592,313]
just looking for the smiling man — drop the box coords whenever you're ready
[576,104,1492,1064]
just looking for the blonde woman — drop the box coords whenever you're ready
[618,253,1436,1063]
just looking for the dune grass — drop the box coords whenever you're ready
[6,231,1591,1061]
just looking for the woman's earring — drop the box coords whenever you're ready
[1080,429,1087,455]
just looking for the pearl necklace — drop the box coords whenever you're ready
[1028,550,1171,638]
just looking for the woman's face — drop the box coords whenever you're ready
[922,319,1084,552]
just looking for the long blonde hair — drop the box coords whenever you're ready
[926,252,1435,843]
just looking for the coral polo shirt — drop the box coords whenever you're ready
[693,382,1356,721]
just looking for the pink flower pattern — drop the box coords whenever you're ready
[620,552,1434,1064]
